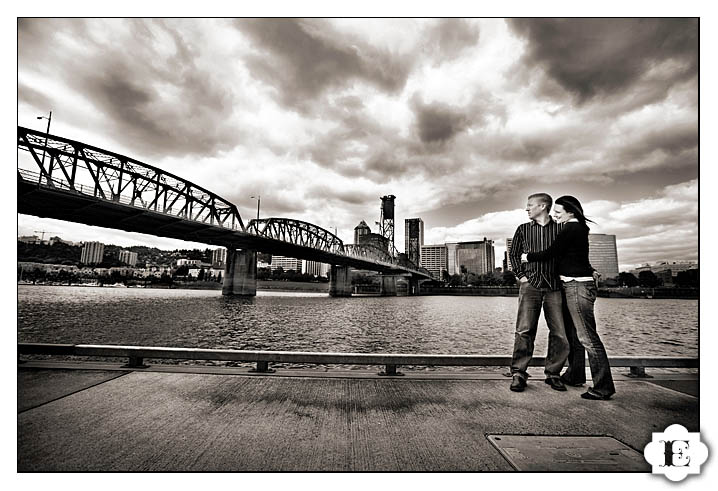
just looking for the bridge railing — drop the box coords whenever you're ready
[18,342,697,378]
[18,126,245,231]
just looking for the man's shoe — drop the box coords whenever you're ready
[560,374,585,387]
[510,375,527,392]
[580,388,613,400]
[545,377,567,391]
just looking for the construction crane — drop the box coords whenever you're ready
[33,230,57,242]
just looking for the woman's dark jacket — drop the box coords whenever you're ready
[527,221,594,277]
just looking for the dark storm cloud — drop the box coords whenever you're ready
[508,18,698,103]
[19,19,241,159]
[411,97,471,145]
[236,19,412,111]
[295,87,504,185]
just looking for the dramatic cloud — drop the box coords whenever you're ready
[508,18,698,104]
[19,19,244,159]
[411,97,471,145]
[237,19,413,112]
[17,18,699,269]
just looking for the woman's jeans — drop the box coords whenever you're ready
[561,280,616,397]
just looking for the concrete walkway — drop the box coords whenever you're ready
[17,363,699,472]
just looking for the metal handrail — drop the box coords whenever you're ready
[18,342,698,377]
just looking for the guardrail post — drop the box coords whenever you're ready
[379,364,404,376]
[627,366,652,378]
[122,356,149,369]
[250,361,276,373]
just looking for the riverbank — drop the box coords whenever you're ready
[17,281,699,298]
[17,279,330,293]
[419,285,698,299]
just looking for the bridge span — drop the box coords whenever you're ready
[17,126,432,296]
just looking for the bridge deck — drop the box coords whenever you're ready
[18,362,698,472]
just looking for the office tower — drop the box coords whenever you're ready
[420,244,447,279]
[212,248,228,267]
[269,255,303,272]
[302,260,330,278]
[118,250,138,267]
[80,241,104,265]
[505,238,513,272]
[446,243,459,276]
[588,234,619,278]
[455,238,495,276]
[404,218,424,266]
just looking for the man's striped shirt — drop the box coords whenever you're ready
[509,218,562,290]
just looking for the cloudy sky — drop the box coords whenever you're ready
[17,18,698,271]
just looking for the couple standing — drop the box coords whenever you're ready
[508,193,615,400]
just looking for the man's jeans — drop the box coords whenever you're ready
[561,281,616,397]
[511,281,569,380]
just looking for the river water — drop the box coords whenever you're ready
[17,285,698,365]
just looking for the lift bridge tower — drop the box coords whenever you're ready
[379,195,396,257]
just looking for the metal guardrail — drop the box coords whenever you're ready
[18,343,698,377]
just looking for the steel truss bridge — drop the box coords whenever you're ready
[17,126,432,279]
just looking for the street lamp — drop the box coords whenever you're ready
[250,195,260,223]
[36,110,52,169]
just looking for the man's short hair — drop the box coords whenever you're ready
[528,193,553,211]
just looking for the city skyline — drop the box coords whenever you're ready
[18,19,698,271]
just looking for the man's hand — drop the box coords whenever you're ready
[592,270,601,288]
[521,253,528,263]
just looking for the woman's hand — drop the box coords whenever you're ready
[521,253,528,263]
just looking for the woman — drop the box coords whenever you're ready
[521,195,615,400]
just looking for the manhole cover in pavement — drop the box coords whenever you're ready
[486,435,649,472]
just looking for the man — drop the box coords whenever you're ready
[508,193,570,392]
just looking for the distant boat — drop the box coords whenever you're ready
[108,283,126,288]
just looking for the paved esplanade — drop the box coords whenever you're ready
[18,363,698,472]
[17,126,431,296]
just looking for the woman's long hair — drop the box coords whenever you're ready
[555,195,594,230]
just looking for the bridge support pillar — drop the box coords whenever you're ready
[408,278,420,296]
[222,247,257,296]
[329,265,352,297]
[379,275,397,296]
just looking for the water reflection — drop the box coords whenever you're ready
[18,285,697,358]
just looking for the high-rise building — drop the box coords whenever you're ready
[420,244,447,279]
[302,260,330,278]
[446,243,459,276]
[404,218,424,266]
[588,234,619,278]
[80,241,105,265]
[354,220,371,244]
[269,255,303,272]
[211,248,227,267]
[505,238,514,272]
[456,238,495,276]
[118,250,138,266]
